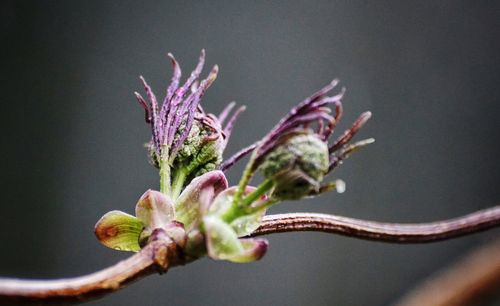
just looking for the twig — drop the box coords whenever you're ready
[394,238,500,306]
[252,206,500,242]
[0,207,498,304]
[0,236,180,304]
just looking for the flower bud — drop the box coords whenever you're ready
[174,119,224,177]
[259,131,329,200]
[137,51,246,197]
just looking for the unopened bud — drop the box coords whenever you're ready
[259,132,329,200]
[174,119,224,176]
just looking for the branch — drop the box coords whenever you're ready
[252,206,500,242]
[394,238,500,306]
[0,207,498,304]
[0,236,180,304]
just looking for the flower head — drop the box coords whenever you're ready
[135,50,245,197]
[228,80,373,206]
[135,50,218,165]
[258,131,330,200]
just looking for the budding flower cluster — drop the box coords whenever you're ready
[259,131,330,200]
[228,80,373,207]
[95,51,373,265]
[135,50,244,198]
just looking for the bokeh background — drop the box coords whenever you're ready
[1,1,499,305]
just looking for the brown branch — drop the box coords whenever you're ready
[252,206,500,242]
[394,238,500,306]
[0,207,499,304]
[0,235,180,304]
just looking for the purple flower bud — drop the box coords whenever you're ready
[135,51,247,196]
[232,80,373,203]
[135,50,219,165]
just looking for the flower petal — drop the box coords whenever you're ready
[94,210,143,252]
[175,170,228,231]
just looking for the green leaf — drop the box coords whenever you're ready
[227,238,268,263]
[230,210,267,237]
[175,170,228,231]
[204,215,242,258]
[135,189,175,229]
[94,210,143,252]
[135,189,177,244]
[203,215,268,263]
[208,186,268,236]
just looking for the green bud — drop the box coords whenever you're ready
[146,142,160,169]
[167,119,225,199]
[259,132,329,200]
[175,120,223,175]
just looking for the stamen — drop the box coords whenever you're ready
[134,92,151,123]
[220,142,258,171]
[223,105,246,147]
[164,53,182,106]
[329,111,372,153]
[218,102,236,125]
[329,138,375,172]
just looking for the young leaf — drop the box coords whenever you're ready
[94,210,143,252]
[175,170,228,231]
[203,215,268,263]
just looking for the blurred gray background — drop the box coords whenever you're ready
[1,1,499,305]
